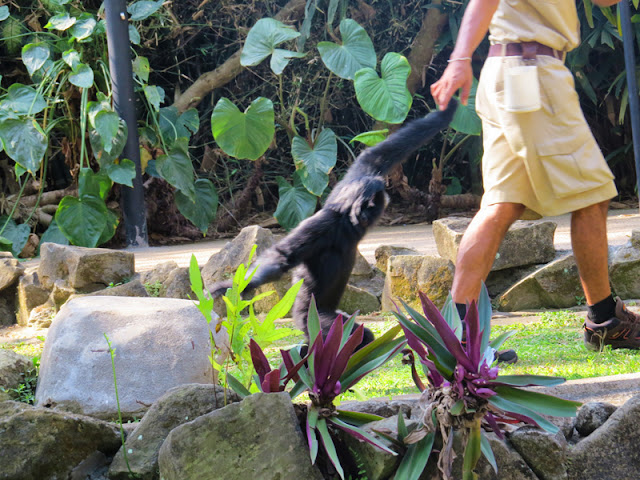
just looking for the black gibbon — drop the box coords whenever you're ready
[212,100,458,349]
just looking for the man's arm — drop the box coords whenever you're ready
[431,0,500,110]
[591,0,621,6]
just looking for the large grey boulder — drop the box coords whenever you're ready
[158,392,324,480]
[201,225,291,314]
[109,384,240,480]
[35,296,228,420]
[0,349,32,391]
[38,243,135,291]
[0,400,121,480]
[509,426,568,480]
[568,394,640,480]
[381,255,455,311]
[433,218,556,271]
[497,254,583,311]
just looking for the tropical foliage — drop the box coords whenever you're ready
[393,287,581,480]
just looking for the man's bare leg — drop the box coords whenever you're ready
[571,200,611,304]
[452,202,526,304]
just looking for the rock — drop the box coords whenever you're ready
[340,399,417,419]
[19,233,39,259]
[0,292,16,326]
[497,254,583,311]
[451,431,538,480]
[200,225,291,314]
[0,401,121,480]
[610,231,640,299]
[375,245,419,272]
[352,249,373,276]
[349,267,386,299]
[139,261,180,297]
[339,415,402,480]
[37,243,135,291]
[568,394,640,480]
[50,279,76,309]
[86,278,150,298]
[16,271,50,326]
[485,264,541,298]
[381,255,455,311]
[433,218,556,271]
[339,284,381,315]
[109,384,240,480]
[0,349,32,391]
[164,267,192,299]
[27,302,57,328]
[574,402,617,437]
[35,296,228,420]
[509,426,568,480]
[158,392,324,480]
[0,251,24,292]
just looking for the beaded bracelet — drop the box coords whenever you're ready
[447,57,472,63]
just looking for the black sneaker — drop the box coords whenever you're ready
[584,298,640,350]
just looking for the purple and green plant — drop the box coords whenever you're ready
[393,286,582,480]
[243,298,406,479]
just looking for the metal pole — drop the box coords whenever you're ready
[104,0,148,247]
[619,0,640,211]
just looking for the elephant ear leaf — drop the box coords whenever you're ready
[318,18,376,80]
[241,18,304,74]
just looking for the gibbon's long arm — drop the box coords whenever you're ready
[210,209,336,296]
[342,98,458,181]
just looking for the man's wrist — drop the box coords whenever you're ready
[447,57,472,63]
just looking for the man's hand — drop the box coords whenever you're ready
[430,59,473,110]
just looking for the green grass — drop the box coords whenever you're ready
[263,310,640,402]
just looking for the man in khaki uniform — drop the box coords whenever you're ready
[432,0,640,352]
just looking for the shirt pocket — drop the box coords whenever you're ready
[535,134,613,198]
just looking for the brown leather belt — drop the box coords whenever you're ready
[488,42,564,61]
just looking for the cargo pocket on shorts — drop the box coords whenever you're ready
[535,135,614,198]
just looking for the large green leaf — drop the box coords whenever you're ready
[0,118,47,173]
[78,168,112,201]
[21,43,51,76]
[350,129,388,147]
[62,49,81,69]
[354,52,412,124]
[69,63,94,88]
[2,84,46,115]
[132,56,150,83]
[69,13,96,41]
[240,18,303,74]
[156,137,196,200]
[89,117,128,166]
[105,159,136,187]
[127,0,164,21]
[273,173,317,230]
[211,97,274,161]
[94,111,120,154]
[97,207,119,246]
[45,12,76,31]
[39,220,70,253]
[317,19,376,80]
[55,195,109,247]
[494,386,581,417]
[175,178,218,233]
[0,217,30,257]
[449,77,481,136]
[159,106,199,147]
[292,128,337,196]
[143,85,165,111]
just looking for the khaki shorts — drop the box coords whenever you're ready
[476,55,617,219]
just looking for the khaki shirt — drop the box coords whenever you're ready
[489,0,580,52]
